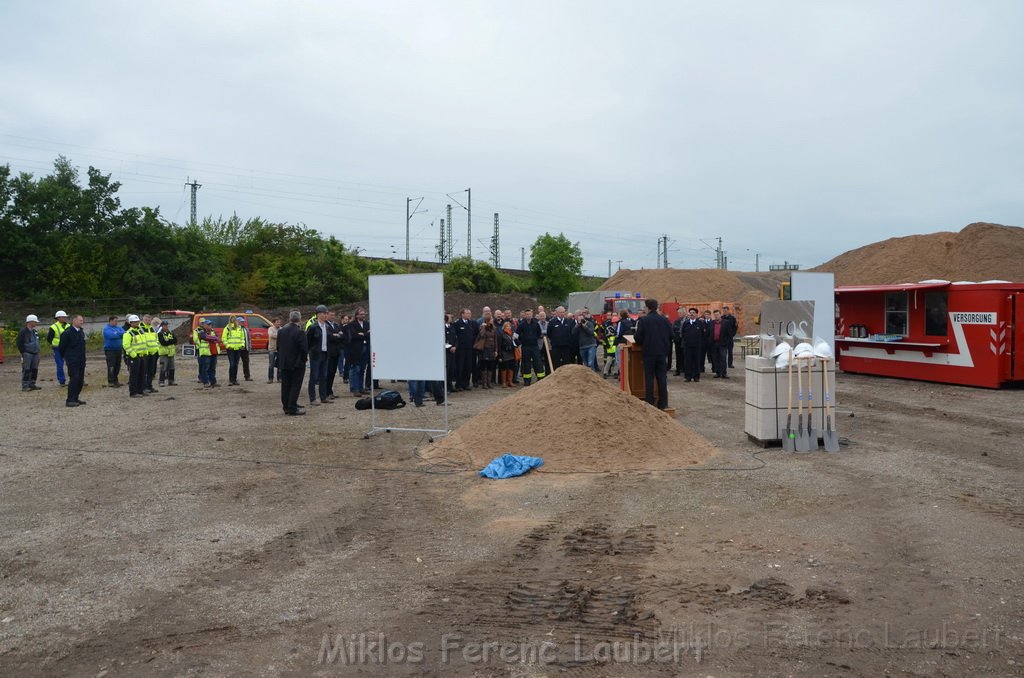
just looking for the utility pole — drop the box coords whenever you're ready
[466,188,472,258]
[608,259,612,277]
[184,177,201,227]
[446,204,453,262]
[521,247,526,270]
[405,197,424,261]
[491,212,500,268]
[755,253,760,272]
[438,219,446,263]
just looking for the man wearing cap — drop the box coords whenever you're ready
[58,315,88,407]
[277,309,307,415]
[16,314,43,391]
[306,305,332,404]
[47,310,71,386]
[102,316,125,387]
[223,316,246,386]
[193,319,223,388]
[157,320,177,386]
[123,315,148,397]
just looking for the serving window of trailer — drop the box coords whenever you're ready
[924,291,948,336]
[884,292,908,336]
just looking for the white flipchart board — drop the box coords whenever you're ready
[367,272,445,381]
[791,272,836,355]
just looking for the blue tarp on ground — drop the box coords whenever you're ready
[479,454,544,479]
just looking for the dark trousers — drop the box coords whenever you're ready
[455,348,474,388]
[66,361,85,403]
[428,380,446,403]
[227,350,242,383]
[308,355,328,401]
[711,342,728,377]
[128,357,147,395]
[105,349,122,385]
[551,345,573,370]
[280,366,305,413]
[240,349,251,379]
[642,355,668,410]
[725,338,735,368]
[673,341,685,375]
[683,344,703,381]
[145,353,157,389]
[326,354,340,395]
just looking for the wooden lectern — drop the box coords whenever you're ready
[619,340,676,417]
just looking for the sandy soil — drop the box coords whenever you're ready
[0,351,1021,676]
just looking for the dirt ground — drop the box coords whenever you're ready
[0,351,1021,677]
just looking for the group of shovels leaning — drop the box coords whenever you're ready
[769,337,841,453]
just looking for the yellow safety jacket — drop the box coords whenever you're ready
[138,323,157,356]
[222,324,245,350]
[159,331,176,357]
[123,327,145,359]
[49,320,70,347]
[193,328,212,357]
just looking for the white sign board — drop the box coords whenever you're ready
[791,272,835,355]
[367,272,445,381]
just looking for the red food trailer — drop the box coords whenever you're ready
[835,281,1024,388]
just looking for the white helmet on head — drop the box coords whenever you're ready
[26,314,39,323]
[127,314,141,323]
[55,310,68,318]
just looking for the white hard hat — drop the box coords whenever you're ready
[55,310,68,318]
[127,314,141,323]
[26,314,39,323]
[793,342,815,358]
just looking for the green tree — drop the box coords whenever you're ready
[443,257,507,293]
[529,233,583,299]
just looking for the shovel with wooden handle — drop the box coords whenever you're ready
[795,355,810,452]
[782,345,796,451]
[806,357,820,451]
[822,358,840,452]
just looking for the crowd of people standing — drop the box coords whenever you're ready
[14,302,738,414]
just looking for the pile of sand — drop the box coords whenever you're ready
[812,222,1024,286]
[422,365,718,473]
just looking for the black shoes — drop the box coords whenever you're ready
[65,400,86,407]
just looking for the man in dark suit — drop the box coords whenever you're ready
[671,314,686,376]
[277,310,308,415]
[721,306,738,368]
[679,307,705,382]
[709,309,730,378]
[58,315,88,407]
[344,308,370,396]
[452,308,478,390]
[633,299,673,410]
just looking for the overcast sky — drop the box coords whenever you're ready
[2,1,1021,276]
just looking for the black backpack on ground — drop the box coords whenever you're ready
[354,390,406,410]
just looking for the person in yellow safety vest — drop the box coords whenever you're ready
[47,310,71,386]
[600,317,618,378]
[122,315,148,397]
[223,317,246,386]
[193,318,223,388]
[139,315,159,394]
[157,320,177,386]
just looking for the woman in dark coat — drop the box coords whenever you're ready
[475,312,498,389]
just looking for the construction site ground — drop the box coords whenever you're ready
[0,352,1021,677]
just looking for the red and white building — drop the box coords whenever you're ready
[835,281,1024,389]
